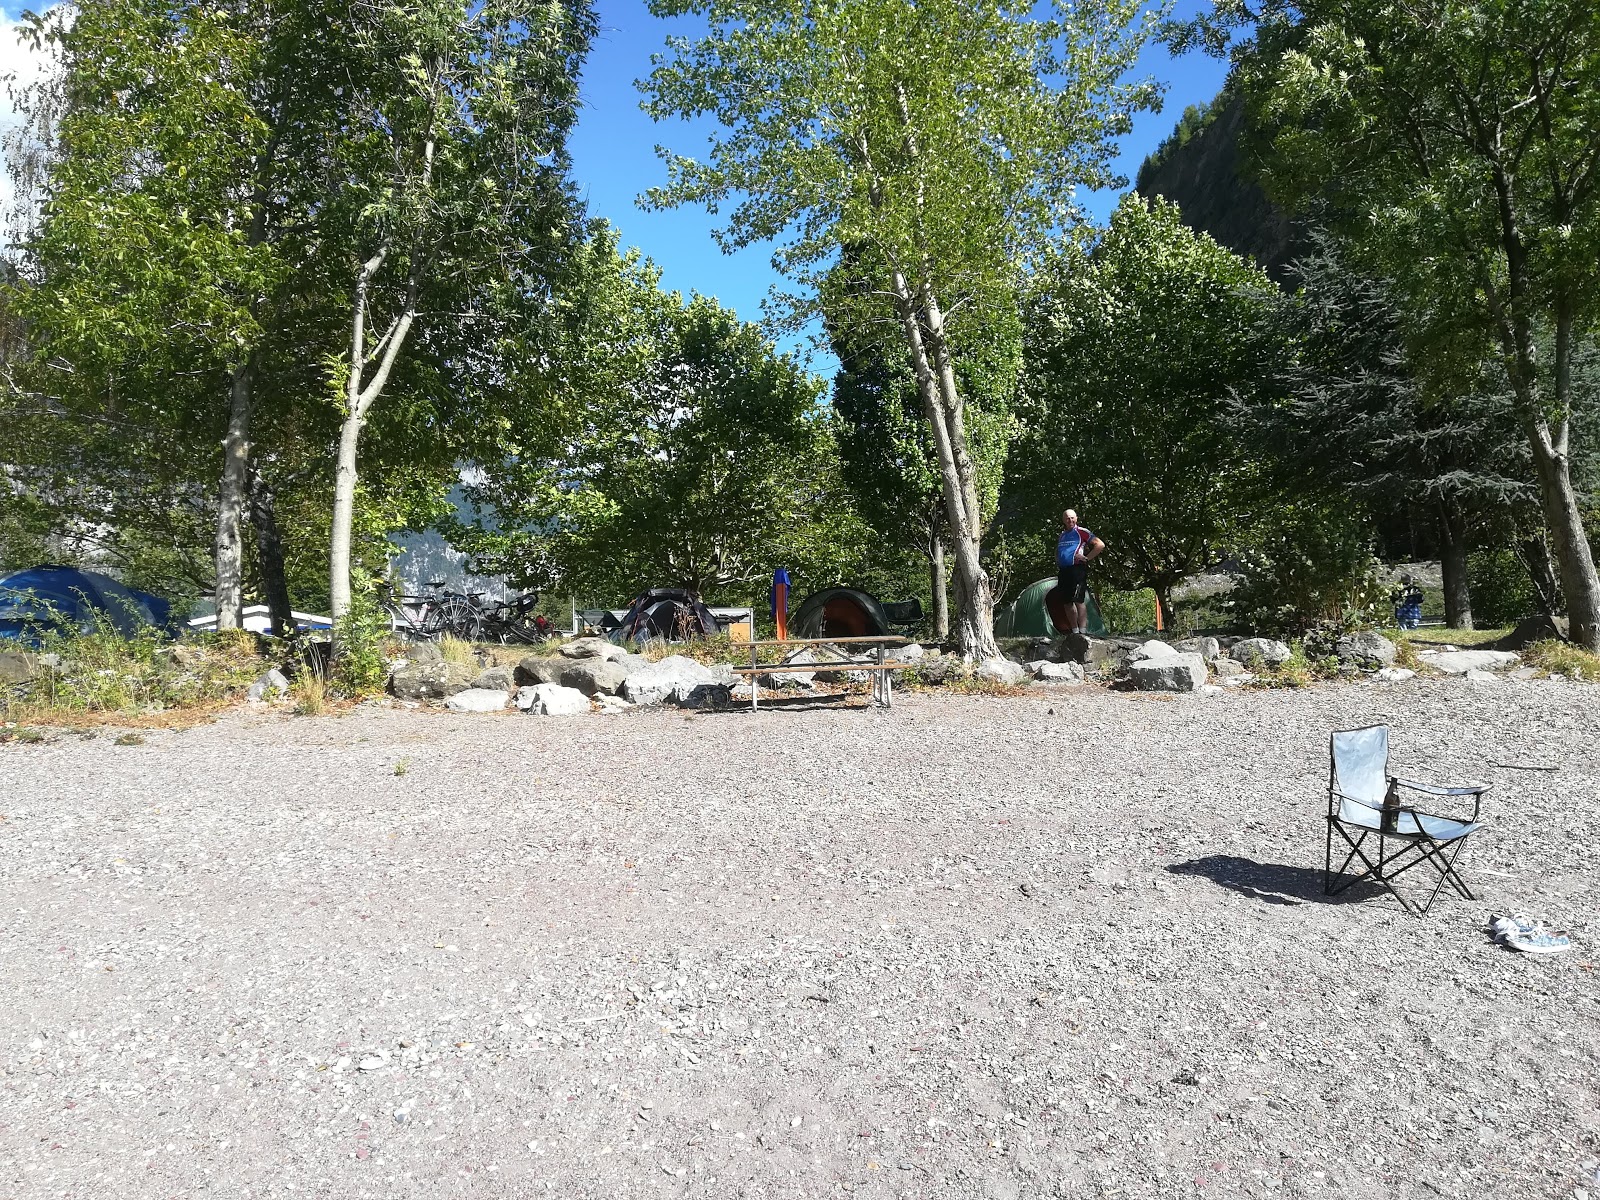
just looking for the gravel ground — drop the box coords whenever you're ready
[2,678,1598,1200]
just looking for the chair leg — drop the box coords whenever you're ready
[1412,837,1476,914]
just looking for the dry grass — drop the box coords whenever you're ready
[1404,626,1512,647]
[1524,638,1600,681]
[438,635,478,667]
[291,673,328,716]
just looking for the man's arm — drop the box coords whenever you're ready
[1084,536,1105,563]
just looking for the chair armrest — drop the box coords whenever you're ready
[1390,777,1488,822]
[1392,777,1489,796]
[1329,788,1386,813]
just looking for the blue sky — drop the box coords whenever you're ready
[568,0,1230,371]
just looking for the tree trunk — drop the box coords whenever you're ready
[1154,584,1174,633]
[249,464,294,638]
[891,277,997,661]
[1437,501,1473,630]
[1526,421,1600,650]
[1517,526,1561,617]
[929,536,948,640]
[328,410,364,629]
[213,362,253,630]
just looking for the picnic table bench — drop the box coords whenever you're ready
[730,635,915,709]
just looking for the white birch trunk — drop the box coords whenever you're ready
[212,363,253,630]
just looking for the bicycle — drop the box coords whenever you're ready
[378,577,483,642]
[479,591,548,645]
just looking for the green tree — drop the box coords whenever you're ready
[311,0,594,635]
[1010,195,1282,624]
[1248,238,1553,629]
[10,0,593,642]
[640,0,1161,659]
[453,233,859,603]
[1181,0,1600,649]
[829,291,1018,640]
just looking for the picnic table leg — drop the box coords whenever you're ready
[750,637,758,711]
[876,643,886,707]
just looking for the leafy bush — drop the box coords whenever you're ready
[331,580,391,695]
[1,624,266,719]
[1466,549,1537,627]
[1097,587,1157,635]
[1228,506,1385,635]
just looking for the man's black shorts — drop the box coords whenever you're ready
[1058,563,1089,604]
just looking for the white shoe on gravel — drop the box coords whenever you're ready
[1501,928,1572,955]
[1486,913,1538,941]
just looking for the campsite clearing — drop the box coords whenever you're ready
[1,680,1595,1199]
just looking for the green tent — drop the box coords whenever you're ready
[994,577,1105,638]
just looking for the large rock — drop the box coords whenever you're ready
[445,688,510,713]
[1230,638,1293,667]
[558,637,626,662]
[762,647,817,688]
[518,683,589,716]
[0,651,45,686]
[1127,653,1208,693]
[1335,630,1397,668]
[557,658,629,696]
[247,668,290,701]
[389,659,477,701]
[513,655,566,687]
[1493,614,1570,650]
[1174,636,1222,661]
[1419,649,1520,675]
[472,665,515,691]
[404,640,444,665]
[887,642,925,662]
[1028,660,1085,684]
[913,657,970,686]
[1129,639,1177,662]
[613,651,650,675]
[976,657,1028,686]
[621,654,717,707]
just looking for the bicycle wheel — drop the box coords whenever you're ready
[432,594,484,643]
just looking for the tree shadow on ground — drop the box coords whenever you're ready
[1167,855,1387,906]
[699,694,877,715]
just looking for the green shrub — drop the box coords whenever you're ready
[1097,587,1158,635]
[1228,506,1385,636]
[1,622,266,720]
[331,581,391,695]
[1466,549,1537,627]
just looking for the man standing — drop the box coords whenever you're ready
[1057,509,1105,635]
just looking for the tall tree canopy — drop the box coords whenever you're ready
[1179,0,1600,649]
[640,0,1161,659]
[1010,195,1282,623]
[9,0,594,642]
[452,231,865,604]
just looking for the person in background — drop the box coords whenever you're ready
[1057,509,1105,635]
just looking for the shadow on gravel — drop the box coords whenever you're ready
[1167,855,1386,906]
[702,695,874,714]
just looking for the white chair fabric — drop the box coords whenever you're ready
[1331,725,1390,824]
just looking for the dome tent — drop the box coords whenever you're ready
[789,587,893,639]
[609,587,720,644]
[993,577,1104,638]
[0,565,171,644]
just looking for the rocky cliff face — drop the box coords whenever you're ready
[1134,92,1308,284]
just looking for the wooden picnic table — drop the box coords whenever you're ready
[731,635,914,710]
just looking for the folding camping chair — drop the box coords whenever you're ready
[1325,725,1490,916]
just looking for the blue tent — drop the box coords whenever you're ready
[0,566,172,643]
